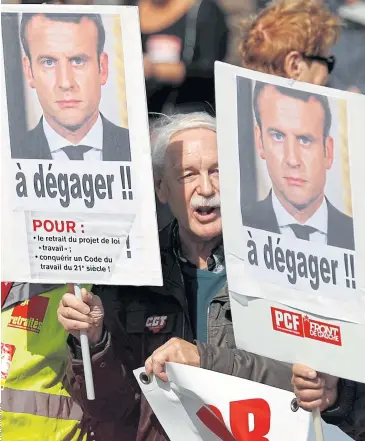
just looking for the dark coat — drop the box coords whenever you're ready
[11,114,131,161]
[243,192,355,251]
[67,221,293,441]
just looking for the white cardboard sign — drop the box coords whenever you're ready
[134,363,352,441]
[215,61,365,325]
[214,61,365,381]
[1,5,162,286]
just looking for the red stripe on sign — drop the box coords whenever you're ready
[197,400,271,441]
[1,282,14,308]
[196,405,235,441]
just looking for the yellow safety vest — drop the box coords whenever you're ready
[2,284,92,441]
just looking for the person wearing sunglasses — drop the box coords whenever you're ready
[239,0,340,86]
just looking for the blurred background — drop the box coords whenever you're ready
[4,0,364,99]
[2,0,364,228]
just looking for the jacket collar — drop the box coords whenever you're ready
[154,220,227,302]
[29,114,115,161]
[171,221,225,273]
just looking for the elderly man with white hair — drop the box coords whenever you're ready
[57,112,292,441]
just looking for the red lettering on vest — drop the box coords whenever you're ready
[8,296,49,334]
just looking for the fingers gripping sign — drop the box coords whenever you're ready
[58,285,104,343]
[291,364,339,441]
[57,284,105,400]
[144,337,200,382]
[291,364,339,412]
[73,284,95,400]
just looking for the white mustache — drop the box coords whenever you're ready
[190,194,221,209]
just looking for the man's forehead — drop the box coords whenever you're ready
[166,129,217,166]
[26,15,97,47]
[259,86,325,128]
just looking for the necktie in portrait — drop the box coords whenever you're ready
[288,224,318,241]
[61,145,92,160]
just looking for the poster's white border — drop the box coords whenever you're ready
[0,5,162,286]
[215,61,365,323]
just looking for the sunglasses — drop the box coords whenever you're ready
[303,54,336,74]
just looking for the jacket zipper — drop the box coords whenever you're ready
[182,310,186,340]
[206,305,210,343]
[178,265,191,342]
[207,300,213,343]
[207,294,229,343]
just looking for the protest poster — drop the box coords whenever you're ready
[214,62,365,382]
[134,363,352,441]
[0,5,162,286]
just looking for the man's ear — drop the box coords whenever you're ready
[324,136,334,170]
[23,56,35,88]
[99,52,109,85]
[284,51,306,80]
[254,123,265,160]
[155,177,168,204]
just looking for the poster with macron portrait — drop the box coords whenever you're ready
[215,61,365,382]
[0,4,162,286]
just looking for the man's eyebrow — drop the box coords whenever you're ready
[173,165,195,172]
[35,53,91,62]
[295,133,316,140]
[36,55,58,62]
[267,127,284,134]
[68,53,90,60]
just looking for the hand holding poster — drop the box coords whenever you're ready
[134,363,352,441]
[1,5,162,286]
[214,62,365,383]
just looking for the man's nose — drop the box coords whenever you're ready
[197,174,214,196]
[56,62,75,90]
[284,139,301,168]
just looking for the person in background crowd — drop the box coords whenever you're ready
[326,0,365,94]
[57,112,293,441]
[125,0,228,114]
[240,0,340,86]
[1,283,91,441]
[132,0,229,229]
[22,0,93,3]
[292,364,365,440]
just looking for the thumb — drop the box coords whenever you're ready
[348,86,361,94]
[81,288,102,308]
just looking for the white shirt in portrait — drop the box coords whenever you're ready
[272,190,328,244]
[42,114,103,161]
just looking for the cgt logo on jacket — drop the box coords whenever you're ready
[146,315,168,334]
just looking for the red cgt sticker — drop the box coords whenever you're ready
[145,315,168,334]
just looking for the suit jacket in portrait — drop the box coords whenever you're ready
[242,192,355,251]
[11,114,131,161]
